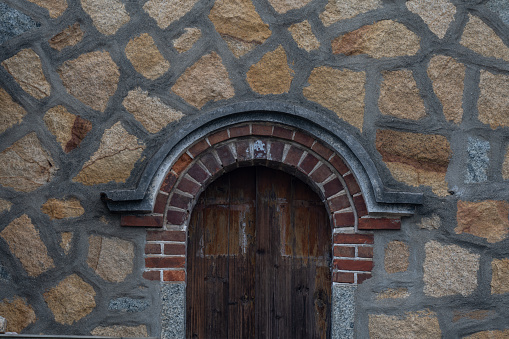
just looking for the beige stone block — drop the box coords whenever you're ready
[288,20,320,52]
[0,215,54,277]
[0,88,26,134]
[44,105,92,153]
[43,274,96,325]
[427,55,465,124]
[60,232,73,255]
[385,241,409,273]
[2,49,51,99]
[503,146,509,180]
[73,122,145,185]
[423,240,479,297]
[376,288,410,300]
[49,23,84,51]
[304,66,365,130]
[0,133,58,192]
[246,46,293,95]
[491,258,509,294]
[125,33,170,80]
[58,51,120,112]
[0,296,36,333]
[91,325,148,337]
[461,14,509,62]
[173,28,201,53]
[267,0,313,14]
[172,52,234,108]
[41,197,85,220]
[87,235,134,282]
[456,200,509,243]
[320,0,381,26]
[143,0,198,29]
[81,0,129,35]
[0,199,12,213]
[332,20,420,58]
[385,162,448,196]
[478,70,509,129]
[465,329,509,339]
[418,214,441,230]
[379,70,425,120]
[406,0,456,39]
[369,310,441,338]
[27,0,67,18]
[452,310,494,322]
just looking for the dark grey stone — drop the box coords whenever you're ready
[331,284,356,339]
[0,2,40,45]
[161,283,185,339]
[465,137,490,183]
[488,0,509,26]
[108,297,149,313]
[0,264,10,280]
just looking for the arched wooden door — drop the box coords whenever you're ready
[186,166,332,339]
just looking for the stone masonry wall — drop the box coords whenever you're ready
[1,0,509,337]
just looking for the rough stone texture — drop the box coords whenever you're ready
[376,288,410,300]
[332,20,420,58]
[49,23,84,51]
[173,27,201,53]
[44,105,92,153]
[423,240,480,297]
[73,122,145,185]
[368,310,441,338]
[427,55,465,124]
[304,66,365,130]
[41,197,85,220]
[143,0,198,29]
[109,297,149,313]
[384,241,409,273]
[123,88,183,133]
[0,199,12,213]
[320,0,381,26]
[456,200,509,243]
[488,0,509,26]
[492,258,509,294]
[453,310,494,322]
[461,14,509,62]
[172,52,234,108]
[87,235,134,282]
[406,0,456,39]
[1,49,51,99]
[418,214,441,230]
[161,283,185,339]
[0,88,26,134]
[125,33,170,80]
[246,46,293,95]
[288,20,320,52]
[27,0,67,18]
[81,0,129,35]
[478,70,509,129]
[60,232,73,255]
[0,2,39,45]
[376,130,451,196]
[44,274,96,325]
[58,51,120,112]
[0,316,4,333]
[503,146,509,180]
[331,284,355,339]
[0,296,36,333]
[91,325,148,337]
[0,214,55,277]
[209,0,271,57]
[379,70,425,120]
[466,137,490,183]
[465,329,509,339]
[0,133,57,192]
[267,0,313,14]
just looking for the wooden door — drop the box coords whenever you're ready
[186,166,332,339]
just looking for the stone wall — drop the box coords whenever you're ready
[1,0,509,337]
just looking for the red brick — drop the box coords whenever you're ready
[166,210,188,225]
[330,155,349,175]
[358,218,401,230]
[334,233,374,244]
[145,256,185,268]
[235,139,251,162]
[269,141,284,162]
[145,243,161,254]
[252,124,273,136]
[333,272,354,283]
[323,178,344,198]
[160,172,177,192]
[200,152,222,175]
[357,273,372,284]
[164,243,186,255]
[334,259,373,271]
[153,193,168,214]
[334,246,355,257]
[163,270,186,282]
[172,153,193,175]
[310,164,333,183]
[216,144,236,167]
[328,194,351,212]
[189,139,210,157]
[177,177,200,195]
[334,212,356,227]
[143,270,161,281]
[229,125,251,138]
[187,163,209,183]
[169,193,192,210]
[312,142,333,160]
[293,131,314,148]
[299,153,319,174]
[344,173,361,195]
[284,146,304,167]
[353,195,368,217]
[357,246,373,258]
[208,130,229,145]
[121,215,163,227]
[146,230,186,242]
[273,126,293,140]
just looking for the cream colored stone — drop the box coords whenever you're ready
[465,329,509,339]
[461,14,509,62]
[27,0,67,18]
[58,51,120,112]
[0,296,36,333]
[0,214,54,277]
[304,66,365,130]
[91,325,148,337]
[369,310,441,338]
[385,241,409,273]
[81,0,129,35]
[172,52,235,108]
[332,20,420,58]
[379,70,425,120]
[478,70,509,129]
[427,55,465,124]
[406,0,456,39]
[87,235,134,282]
[456,200,509,243]
[43,274,96,325]
[288,20,320,52]
[44,106,92,153]
[173,28,201,53]
[41,197,85,220]
[125,33,170,80]
[0,198,12,213]
[73,122,145,185]
[268,0,313,14]
[491,258,509,294]
[123,88,183,133]
[60,232,73,255]
[246,46,293,95]
[376,288,410,300]
[424,240,480,297]
[2,49,51,99]
[419,214,441,230]
[503,146,509,180]
[320,0,381,26]
[0,88,26,134]
[0,133,58,192]
[143,0,198,29]
[49,23,84,51]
